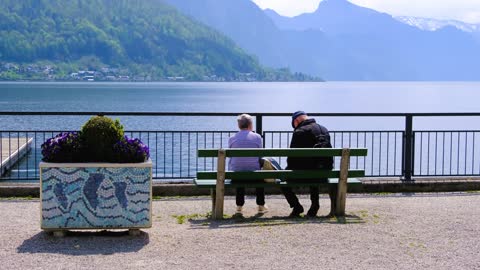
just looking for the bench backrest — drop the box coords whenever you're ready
[198,148,368,158]
[197,148,368,180]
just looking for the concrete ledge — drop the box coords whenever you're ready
[0,184,39,197]
[1,179,480,197]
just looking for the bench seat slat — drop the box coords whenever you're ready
[193,178,362,188]
[196,169,365,180]
[198,148,368,158]
[194,179,277,188]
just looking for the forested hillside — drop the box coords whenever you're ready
[0,0,316,81]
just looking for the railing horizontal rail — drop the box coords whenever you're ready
[1,112,480,117]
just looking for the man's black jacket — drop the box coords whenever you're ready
[286,118,332,170]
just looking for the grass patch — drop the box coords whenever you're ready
[408,242,426,250]
[352,210,381,224]
[0,196,38,201]
[172,213,207,224]
[372,192,393,196]
[153,195,210,200]
[358,210,369,218]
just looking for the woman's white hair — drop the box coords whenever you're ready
[237,114,253,129]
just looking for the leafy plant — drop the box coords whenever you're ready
[41,115,149,163]
[80,116,124,162]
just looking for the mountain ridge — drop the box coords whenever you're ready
[261,0,480,80]
[0,0,317,81]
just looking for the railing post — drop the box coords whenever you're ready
[403,115,414,181]
[255,114,263,136]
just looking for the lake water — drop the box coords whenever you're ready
[1,82,480,181]
[0,81,479,131]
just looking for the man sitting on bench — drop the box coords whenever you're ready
[282,111,334,218]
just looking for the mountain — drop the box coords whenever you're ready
[167,0,480,80]
[263,0,480,80]
[0,0,316,81]
[395,16,479,32]
[267,0,410,35]
[164,0,293,69]
[165,0,338,79]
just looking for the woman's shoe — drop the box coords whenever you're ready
[257,205,269,214]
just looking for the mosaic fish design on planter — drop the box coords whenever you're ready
[53,182,68,209]
[83,173,104,209]
[41,167,151,229]
[113,182,128,209]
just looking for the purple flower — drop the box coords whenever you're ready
[112,136,150,163]
[41,131,81,162]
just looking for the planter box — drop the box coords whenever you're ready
[40,160,152,231]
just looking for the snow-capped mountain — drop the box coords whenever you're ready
[167,0,480,80]
[396,16,479,32]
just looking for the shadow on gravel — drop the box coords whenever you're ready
[188,214,365,229]
[17,230,149,255]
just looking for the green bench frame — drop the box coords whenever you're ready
[196,148,368,219]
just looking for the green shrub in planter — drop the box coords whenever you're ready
[80,116,124,162]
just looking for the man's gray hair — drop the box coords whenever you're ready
[237,114,253,129]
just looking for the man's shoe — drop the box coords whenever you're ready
[288,205,304,218]
[257,205,269,214]
[306,205,319,217]
[236,206,243,214]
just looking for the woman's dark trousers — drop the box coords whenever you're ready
[236,187,265,206]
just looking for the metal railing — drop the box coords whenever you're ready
[264,131,404,177]
[1,112,480,182]
[413,131,480,176]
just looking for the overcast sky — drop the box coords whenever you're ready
[251,0,480,23]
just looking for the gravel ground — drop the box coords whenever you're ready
[1,193,479,270]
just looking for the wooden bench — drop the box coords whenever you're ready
[195,148,368,219]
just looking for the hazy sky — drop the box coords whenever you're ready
[251,0,480,23]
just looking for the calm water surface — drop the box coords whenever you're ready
[0,81,479,130]
[1,82,479,181]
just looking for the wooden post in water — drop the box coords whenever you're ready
[336,148,350,216]
[214,149,226,220]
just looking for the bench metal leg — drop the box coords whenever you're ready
[336,148,350,216]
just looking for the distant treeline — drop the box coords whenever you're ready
[0,0,320,81]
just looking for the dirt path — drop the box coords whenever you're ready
[1,193,479,269]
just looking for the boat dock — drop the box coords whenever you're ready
[1,138,33,176]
